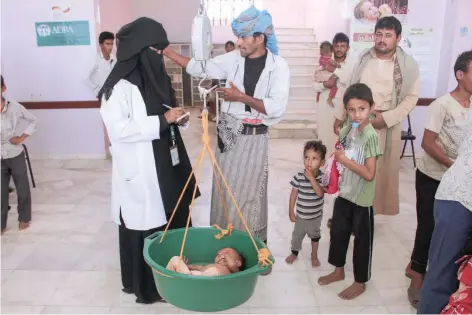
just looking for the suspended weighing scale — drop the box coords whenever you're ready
[190,0,219,121]
[191,0,213,61]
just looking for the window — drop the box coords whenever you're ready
[204,0,264,26]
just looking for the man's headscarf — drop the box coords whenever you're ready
[98,17,173,115]
[231,6,278,55]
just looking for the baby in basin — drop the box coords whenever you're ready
[166,247,243,276]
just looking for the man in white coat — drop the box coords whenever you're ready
[99,18,197,304]
[164,6,289,266]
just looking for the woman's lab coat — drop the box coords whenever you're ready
[100,79,167,231]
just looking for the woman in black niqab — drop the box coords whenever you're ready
[99,17,199,304]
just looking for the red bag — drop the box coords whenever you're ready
[324,156,340,194]
[323,141,342,195]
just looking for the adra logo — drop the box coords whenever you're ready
[36,24,52,37]
[35,21,90,46]
[36,23,74,37]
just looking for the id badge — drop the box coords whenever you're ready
[170,145,180,166]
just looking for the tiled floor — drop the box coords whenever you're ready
[1,112,418,314]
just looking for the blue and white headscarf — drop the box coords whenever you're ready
[231,6,279,55]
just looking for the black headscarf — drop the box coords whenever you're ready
[98,17,171,112]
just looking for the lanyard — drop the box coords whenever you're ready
[170,125,176,146]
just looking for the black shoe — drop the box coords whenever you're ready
[135,296,164,304]
[121,287,133,294]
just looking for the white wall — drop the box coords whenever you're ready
[212,26,236,44]
[447,0,472,91]
[403,0,472,155]
[25,109,105,159]
[132,0,200,43]
[1,0,107,159]
[263,0,307,28]
[1,0,98,101]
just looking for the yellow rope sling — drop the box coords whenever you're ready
[159,109,272,268]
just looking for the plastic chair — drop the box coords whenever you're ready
[400,115,416,168]
[22,144,36,188]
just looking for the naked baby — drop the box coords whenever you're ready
[166,247,243,276]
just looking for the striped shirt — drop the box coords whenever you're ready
[290,170,324,220]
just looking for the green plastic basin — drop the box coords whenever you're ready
[143,227,274,312]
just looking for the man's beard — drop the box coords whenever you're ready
[374,45,395,56]
[334,52,347,60]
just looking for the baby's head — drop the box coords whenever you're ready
[378,4,392,18]
[319,41,333,58]
[215,247,243,273]
[303,140,327,172]
[354,0,379,21]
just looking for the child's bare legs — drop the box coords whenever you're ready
[319,269,366,299]
[318,267,345,285]
[286,217,305,264]
[339,282,366,300]
[19,221,30,231]
[285,251,298,264]
[319,198,372,300]
[405,261,413,278]
[311,240,320,267]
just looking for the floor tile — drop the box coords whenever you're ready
[1,271,69,305]
[248,271,318,308]
[1,306,45,314]
[1,111,421,313]
[40,306,110,314]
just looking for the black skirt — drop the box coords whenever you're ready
[118,211,190,304]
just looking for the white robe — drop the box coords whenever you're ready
[186,49,290,126]
[100,79,167,231]
[313,57,354,156]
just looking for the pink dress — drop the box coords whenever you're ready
[314,55,338,102]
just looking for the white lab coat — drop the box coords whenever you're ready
[186,49,290,126]
[100,79,167,231]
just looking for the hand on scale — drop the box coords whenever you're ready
[153,0,217,119]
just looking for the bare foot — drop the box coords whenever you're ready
[405,261,413,278]
[318,268,345,285]
[338,282,366,300]
[311,241,320,267]
[19,222,30,231]
[285,254,297,264]
[409,270,424,289]
[311,255,321,268]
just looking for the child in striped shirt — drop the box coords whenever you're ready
[286,140,327,267]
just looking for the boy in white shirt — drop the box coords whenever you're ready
[88,31,115,96]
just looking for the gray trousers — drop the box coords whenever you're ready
[1,152,31,230]
[291,215,322,252]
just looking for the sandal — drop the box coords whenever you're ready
[407,286,420,309]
